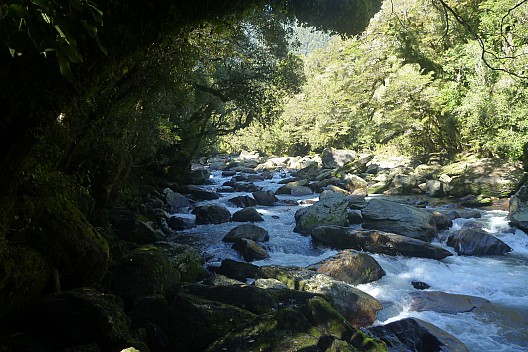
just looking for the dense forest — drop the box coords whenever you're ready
[1,0,528,350]
[226,0,528,162]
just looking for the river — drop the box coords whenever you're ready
[169,169,528,351]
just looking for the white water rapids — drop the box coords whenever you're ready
[169,170,528,351]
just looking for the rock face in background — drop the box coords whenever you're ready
[509,182,528,232]
[294,195,349,234]
[361,199,437,241]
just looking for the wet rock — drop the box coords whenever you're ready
[367,317,469,352]
[223,224,269,243]
[213,259,259,281]
[217,185,235,193]
[294,196,349,234]
[425,209,453,230]
[232,207,264,222]
[276,179,310,195]
[167,216,196,231]
[233,239,270,261]
[411,281,431,290]
[221,170,237,177]
[308,250,385,285]
[509,182,528,232]
[361,199,437,241]
[176,185,220,201]
[347,195,368,209]
[233,182,262,192]
[322,148,357,169]
[311,226,452,260]
[228,195,257,208]
[347,209,363,224]
[446,227,512,256]
[40,288,129,345]
[193,204,231,225]
[111,245,178,307]
[410,291,490,314]
[163,189,191,211]
[454,209,482,219]
[252,190,279,205]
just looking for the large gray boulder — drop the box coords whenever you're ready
[223,224,269,243]
[321,148,357,169]
[509,182,528,232]
[367,317,469,352]
[361,199,437,241]
[232,238,270,262]
[252,190,279,205]
[232,207,264,222]
[308,250,385,285]
[311,226,452,260]
[294,195,349,234]
[446,228,512,256]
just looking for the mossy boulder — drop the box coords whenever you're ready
[0,245,52,325]
[509,182,528,232]
[294,196,348,235]
[39,288,129,346]
[111,245,178,307]
[154,242,208,283]
[26,195,109,290]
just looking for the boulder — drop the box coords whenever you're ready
[276,179,310,195]
[213,259,259,281]
[409,291,490,314]
[290,186,314,196]
[111,245,178,307]
[347,209,363,224]
[446,228,512,256]
[223,224,270,243]
[232,207,264,222]
[322,148,357,169]
[311,226,452,260]
[343,174,368,196]
[163,189,191,211]
[294,196,349,234]
[190,167,211,185]
[389,174,418,195]
[167,216,196,231]
[228,195,257,208]
[308,250,385,285]
[39,288,129,345]
[367,317,468,352]
[256,266,382,327]
[128,220,164,244]
[233,239,270,262]
[294,162,322,180]
[425,210,453,230]
[176,185,220,201]
[509,182,528,232]
[193,204,231,225]
[252,190,279,205]
[361,199,437,241]
[155,242,208,283]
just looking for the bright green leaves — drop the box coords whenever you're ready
[1,0,105,82]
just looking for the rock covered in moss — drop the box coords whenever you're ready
[111,245,178,307]
[154,242,208,282]
[232,238,270,262]
[509,182,528,232]
[294,195,349,235]
[39,288,129,346]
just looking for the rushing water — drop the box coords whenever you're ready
[170,170,528,352]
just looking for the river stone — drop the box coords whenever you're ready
[228,195,257,208]
[254,278,290,289]
[308,250,385,285]
[276,179,310,195]
[39,288,129,345]
[167,216,196,231]
[164,188,191,211]
[322,148,357,169]
[154,241,208,283]
[290,185,314,196]
[311,226,452,260]
[294,196,349,234]
[425,209,453,230]
[190,167,211,185]
[446,228,512,256]
[223,224,269,243]
[252,190,279,205]
[193,204,231,225]
[509,182,528,232]
[177,185,220,200]
[409,291,490,314]
[347,209,363,224]
[213,259,259,281]
[343,174,368,196]
[367,317,469,352]
[232,207,264,222]
[256,265,382,327]
[389,174,418,195]
[294,162,322,180]
[232,238,270,261]
[361,198,437,241]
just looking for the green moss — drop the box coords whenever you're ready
[350,330,388,352]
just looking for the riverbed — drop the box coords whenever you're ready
[169,169,528,351]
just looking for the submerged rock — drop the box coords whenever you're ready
[447,228,512,256]
[311,226,452,260]
[367,317,468,352]
[409,291,490,314]
[361,199,437,241]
